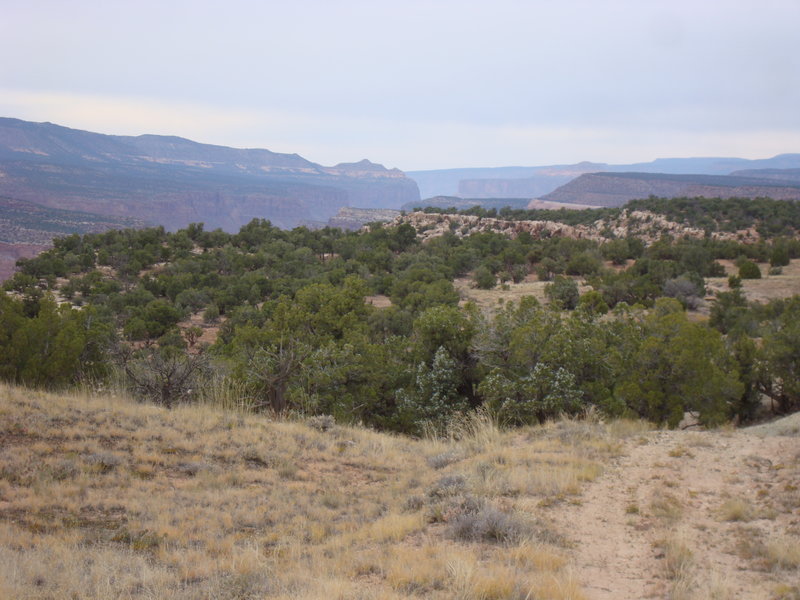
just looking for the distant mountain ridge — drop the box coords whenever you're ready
[541,171,800,207]
[0,118,420,231]
[730,168,800,183]
[409,154,800,199]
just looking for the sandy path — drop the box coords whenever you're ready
[551,424,800,599]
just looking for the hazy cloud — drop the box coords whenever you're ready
[2,0,799,169]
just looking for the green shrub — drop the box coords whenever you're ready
[473,265,496,289]
[739,260,762,279]
[545,276,579,309]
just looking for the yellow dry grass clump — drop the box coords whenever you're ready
[0,382,640,599]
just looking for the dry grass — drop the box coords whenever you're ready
[0,382,627,599]
[662,534,694,580]
[704,258,800,308]
[650,492,684,522]
[735,529,800,572]
[453,276,595,310]
[719,497,757,522]
[765,537,800,570]
[654,533,697,600]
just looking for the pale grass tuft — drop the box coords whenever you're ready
[772,583,800,600]
[765,536,800,570]
[685,432,715,448]
[196,373,257,412]
[692,573,735,600]
[661,533,694,581]
[355,512,425,543]
[719,497,756,522]
[527,571,588,600]
[503,541,567,572]
[443,407,503,452]
[605,418,654,439]
[650,492,684,522]
[447,557,528,600]
[385,545,455,592]
[651,533,696,600]
[668,444,694,458]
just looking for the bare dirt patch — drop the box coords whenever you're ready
[454,276,591,310]
[365,294,393,308]
[706,258,800,304]
[549,421,800,599]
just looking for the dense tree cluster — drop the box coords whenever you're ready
[2,197,799,431]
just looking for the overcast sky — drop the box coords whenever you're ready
[2,0,799,170]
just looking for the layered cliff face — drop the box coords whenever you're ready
[541,172,800,207]
[0,118,420,232]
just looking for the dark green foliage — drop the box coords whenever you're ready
[566,250,602,276]
[709,289,750,335]
[663,275,704,310]
[545,276,579,310]
[577,290,610,315]
[615,299,742,427]
[401,346,467,430]
[756,297,800,414]
[738,260,762,279]
[0,294,111,387]
[4,197,800,431]
[625,197,800,237]
[479,364,583,425]
[770,240,790,267]
[473,265,496,289]
[601,239,633,265]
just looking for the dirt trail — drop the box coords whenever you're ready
[551,420,800,599]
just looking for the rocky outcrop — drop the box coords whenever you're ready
[0,118,420,232]
[327,207,401,230]
[382,210,762,246]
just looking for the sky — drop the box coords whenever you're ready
[2,0,799,171]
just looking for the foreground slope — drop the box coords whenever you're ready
[1,385,798,599]
[0,383,625,599]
